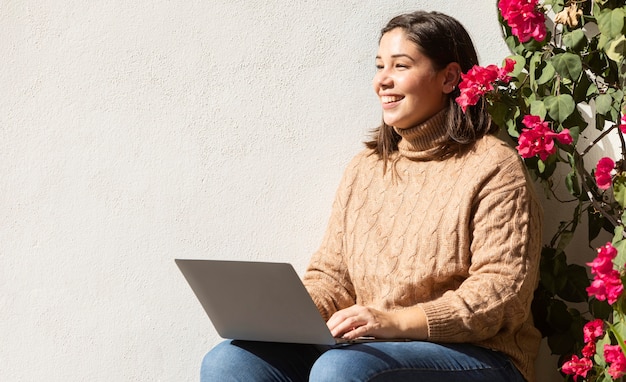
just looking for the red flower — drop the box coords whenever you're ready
[588,242,618,276]
[498,58,516,82]
[587,270,624,305]
[561,354,593,380]
[498,0,547,43]
[586,242,623,304]
[583,318,604,344]
[516,115,572,160]
[595,157,615,190]
[455,59,516,113]
[605,344,626,379]
[581,341,596,358]
[620,114,626,134]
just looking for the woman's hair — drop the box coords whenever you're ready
[366,11,497,162]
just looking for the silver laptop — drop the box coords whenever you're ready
[175,259,346,345]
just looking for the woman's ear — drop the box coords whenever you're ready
[442,62,462,95]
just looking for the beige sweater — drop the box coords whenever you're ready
[303,110,543,382]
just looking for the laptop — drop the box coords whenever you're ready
[175,259,400,345]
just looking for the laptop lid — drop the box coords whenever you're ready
[175,259,337,345]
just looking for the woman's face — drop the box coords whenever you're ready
[373,28,449,129]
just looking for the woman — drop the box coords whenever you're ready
[201,10,542,382]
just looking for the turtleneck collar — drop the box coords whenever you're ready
[394,108,449,160]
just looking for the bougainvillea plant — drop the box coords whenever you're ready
[458,0,626,380]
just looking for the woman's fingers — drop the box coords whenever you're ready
[327,305,381,339]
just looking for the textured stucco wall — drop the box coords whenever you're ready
[2,1,561,381]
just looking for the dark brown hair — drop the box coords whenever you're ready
[365,11,497,163]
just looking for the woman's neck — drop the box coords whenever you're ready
[394,108,449,160]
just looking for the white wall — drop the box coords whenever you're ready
[1,1,562,381]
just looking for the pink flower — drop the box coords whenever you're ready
[588,242,618,276]
[561,354,593,380]
[582,341,596,358]
[497,58,516,82]
[583,318,604,343]
[595,157,615,190]
[516,115,573,160]
[620,115,626,134]
[587,269,623,305]
[605,344,626,379]
[498,0,547,43]
[455,59,515,113]
[587,243,623,304]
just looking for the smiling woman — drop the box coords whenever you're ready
[199,10,542,382]
[373,28,453,129]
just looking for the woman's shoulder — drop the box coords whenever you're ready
[345,148,380,169]
[466,134,537,193]
[470,133,524,169]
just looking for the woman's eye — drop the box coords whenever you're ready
[375,65,384,70]
[396,64,409,69]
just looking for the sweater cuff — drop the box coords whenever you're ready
[419,301,459,340]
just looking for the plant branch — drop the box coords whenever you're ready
[581,124,618,157]
[574,151,620,229]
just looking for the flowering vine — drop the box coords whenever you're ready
[498,0,547,42]
[460,0,626,380]
[516,115,573,161]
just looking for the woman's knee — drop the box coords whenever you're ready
[309,348,375,382]
[200,340,263,381]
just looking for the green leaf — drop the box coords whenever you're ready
[613,234,626,269]
[557,264,590,303]
[572,71,595,103]
[563,29,587,52]
[547,298,573,329]
[548,330,576,355]
[588,209,606,242]
[614,225,625,245]
[543,0,564,13]
[544,94,576,123]
[586,82,599,98]
[529,52,541,92]
[613,172,626,209]
[596,93,614,115]
[598,7,626,39]
[613,317,626,344]
[487,101,510,130]
[537,158,546,173]
[595,334,611,373]
[565,169,580,197]
[536,61,556,85]
[596,113,607,130]
[505,35,524,55]
[590,298,613,320]
[611,89,624,105]
[606,34,626,65]
[557,231,574,251]
[551,52,583,81]
[540,249,568,294]
[529,100,547,120]
[598,30,611,50]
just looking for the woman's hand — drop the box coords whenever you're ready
[327,304,429,340]
[326,305,396,340]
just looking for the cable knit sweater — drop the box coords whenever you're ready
[302,110,543,382]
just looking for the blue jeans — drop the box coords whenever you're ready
[200,340,526,381]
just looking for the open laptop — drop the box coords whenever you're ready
[175,259,400,345]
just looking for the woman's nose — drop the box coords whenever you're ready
[375,71,393,89]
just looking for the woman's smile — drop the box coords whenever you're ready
[373,28,448,129]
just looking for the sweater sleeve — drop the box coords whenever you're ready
[302,153,364,320]
[419,156,543,343]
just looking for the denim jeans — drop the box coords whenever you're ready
[200,340,526,382]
